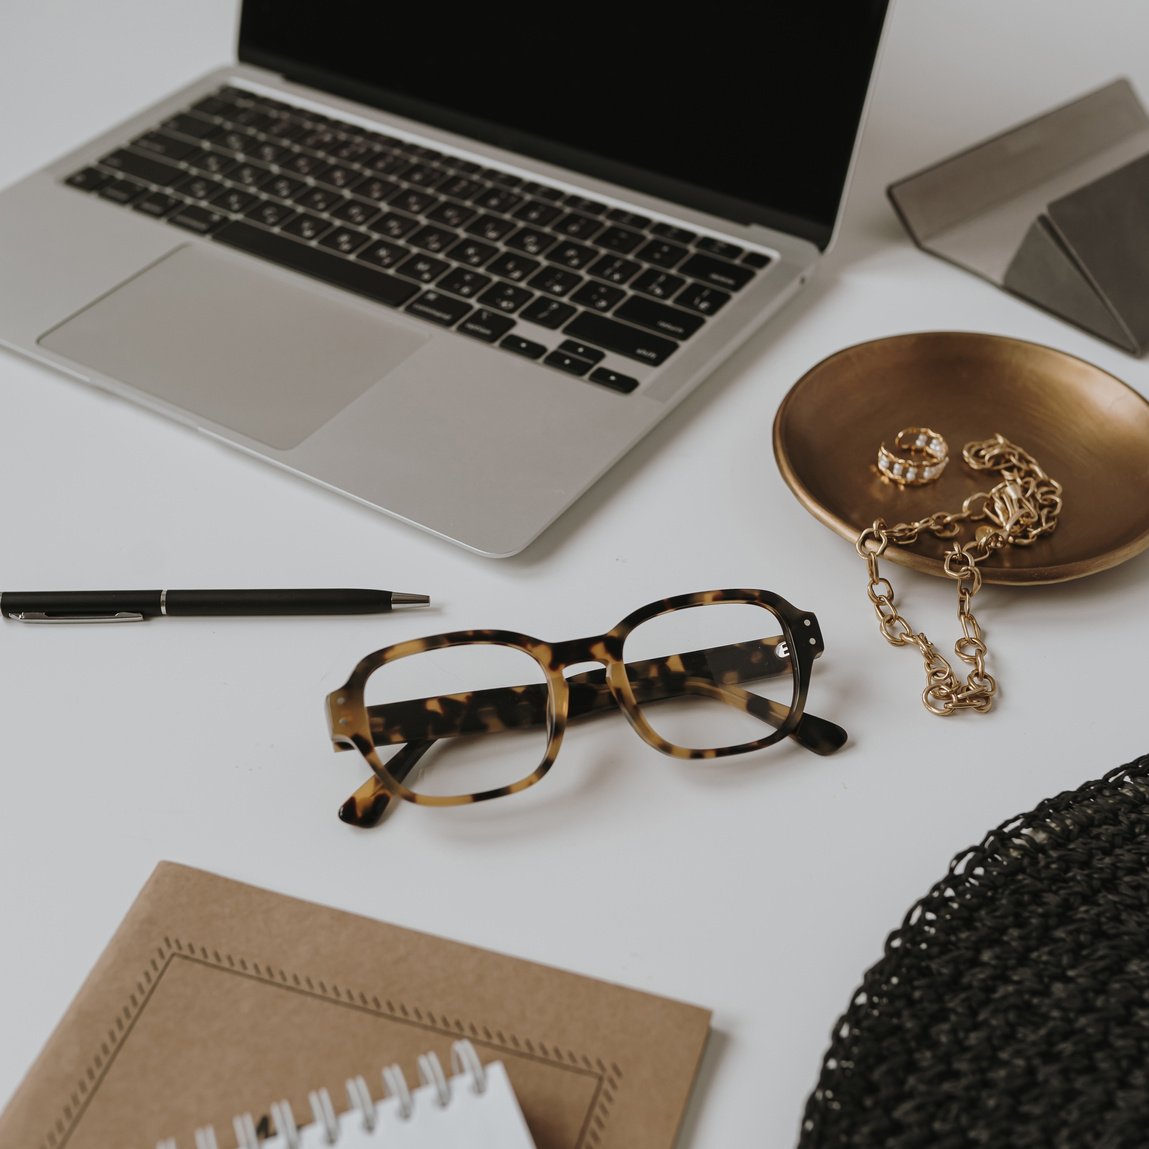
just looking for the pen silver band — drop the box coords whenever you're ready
[160,589,168,616]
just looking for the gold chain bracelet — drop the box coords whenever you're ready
[856,433,1063,715]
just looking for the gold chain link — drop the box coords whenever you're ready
[856,435,1063,715]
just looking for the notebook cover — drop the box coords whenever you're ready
[0,863,711,1149]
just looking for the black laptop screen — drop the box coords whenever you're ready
[238,3,889,250]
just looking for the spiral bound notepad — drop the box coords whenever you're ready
[155,1040,536,1149]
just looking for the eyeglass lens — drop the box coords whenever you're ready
[620,601,797,751]
[365,643,549,800]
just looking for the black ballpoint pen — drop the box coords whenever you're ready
[0,588,430,623]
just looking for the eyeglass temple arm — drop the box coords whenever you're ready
[339,740,431,827]
[681,679,846,755]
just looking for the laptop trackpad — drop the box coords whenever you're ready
[38,243,427,450]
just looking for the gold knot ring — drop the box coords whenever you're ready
[877,427,949,486]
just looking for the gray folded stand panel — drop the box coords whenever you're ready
[888,79,1149,355]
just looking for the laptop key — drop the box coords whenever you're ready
[211,187,259,215]
[587,254,640,285]
[357,239,407,269]
[570,281,625,312]
[427,200,477,229]
[398,162,444,189]
[396,253,449,284]
[161,113,219,140]
[506,226,555,257]
[526,267,582,298]
[176,173,227,202]
[297,185,347,214]
[651,221,698,244]
[487,252,540,283]
[544,349,595,376]
[405,290,471,327]
[558,339,605,364]
[131,131,198,161]
[458,309,516,343]
[437,267,493,299]
[169,204,227,235]
[228,162,274,189]
[513,199,563,227]
[213,220,419,308]
[371,211,420,240]
[554,212,604,240]
[318,227,373,256]
[281,211,334,241]
[214,127,260,155]
[589,366,639,394]
[502,335,548,360]
[563,194,608,216]
[546,241,596,270]
[99,149,184,187]
[64,166,110,192]
[563,312,677,365]
[439,175,485,200]
[446,237,497,268]
[133,191,183,218]
[678,252,754,291]
[473,186,523,214]
[282,151,326,177]
[249,140,289,165]
[185,149,236,176]
[97,178,146,205]
[520,297,577,329]
[263,173,308,201]
[606,208,651,229]
[349,174,401,202]
[331,198,379,227]
[595,225,644,254]
[408,225,456,254]
[674,281,732,315]
[464,213,517,242]
[313,163,361,189]
[614,296,705,341]
[477,282,534,314]
[632,268,686,300]
[696,236,744,260]
[245,200,297,229]
[636,239,688,269]
[390,188,440,216]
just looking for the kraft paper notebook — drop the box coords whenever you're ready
[0,863,711,1149]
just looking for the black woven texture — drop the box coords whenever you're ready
[798,752,1149,1149]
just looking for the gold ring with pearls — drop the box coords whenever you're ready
[877,426,949,486]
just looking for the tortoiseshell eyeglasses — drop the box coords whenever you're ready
[326,588,847,828]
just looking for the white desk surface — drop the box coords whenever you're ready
[3,3,1149,1146]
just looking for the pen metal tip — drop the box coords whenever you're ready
[392,593,431,606]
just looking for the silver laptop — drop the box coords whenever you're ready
[0,3,889,557]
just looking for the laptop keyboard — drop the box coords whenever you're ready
[62,85,773,395]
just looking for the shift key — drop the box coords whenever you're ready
[563,311,677,366]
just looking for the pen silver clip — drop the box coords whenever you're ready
[9,611,146,624]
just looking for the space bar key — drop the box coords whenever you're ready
[212,222,418,309]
